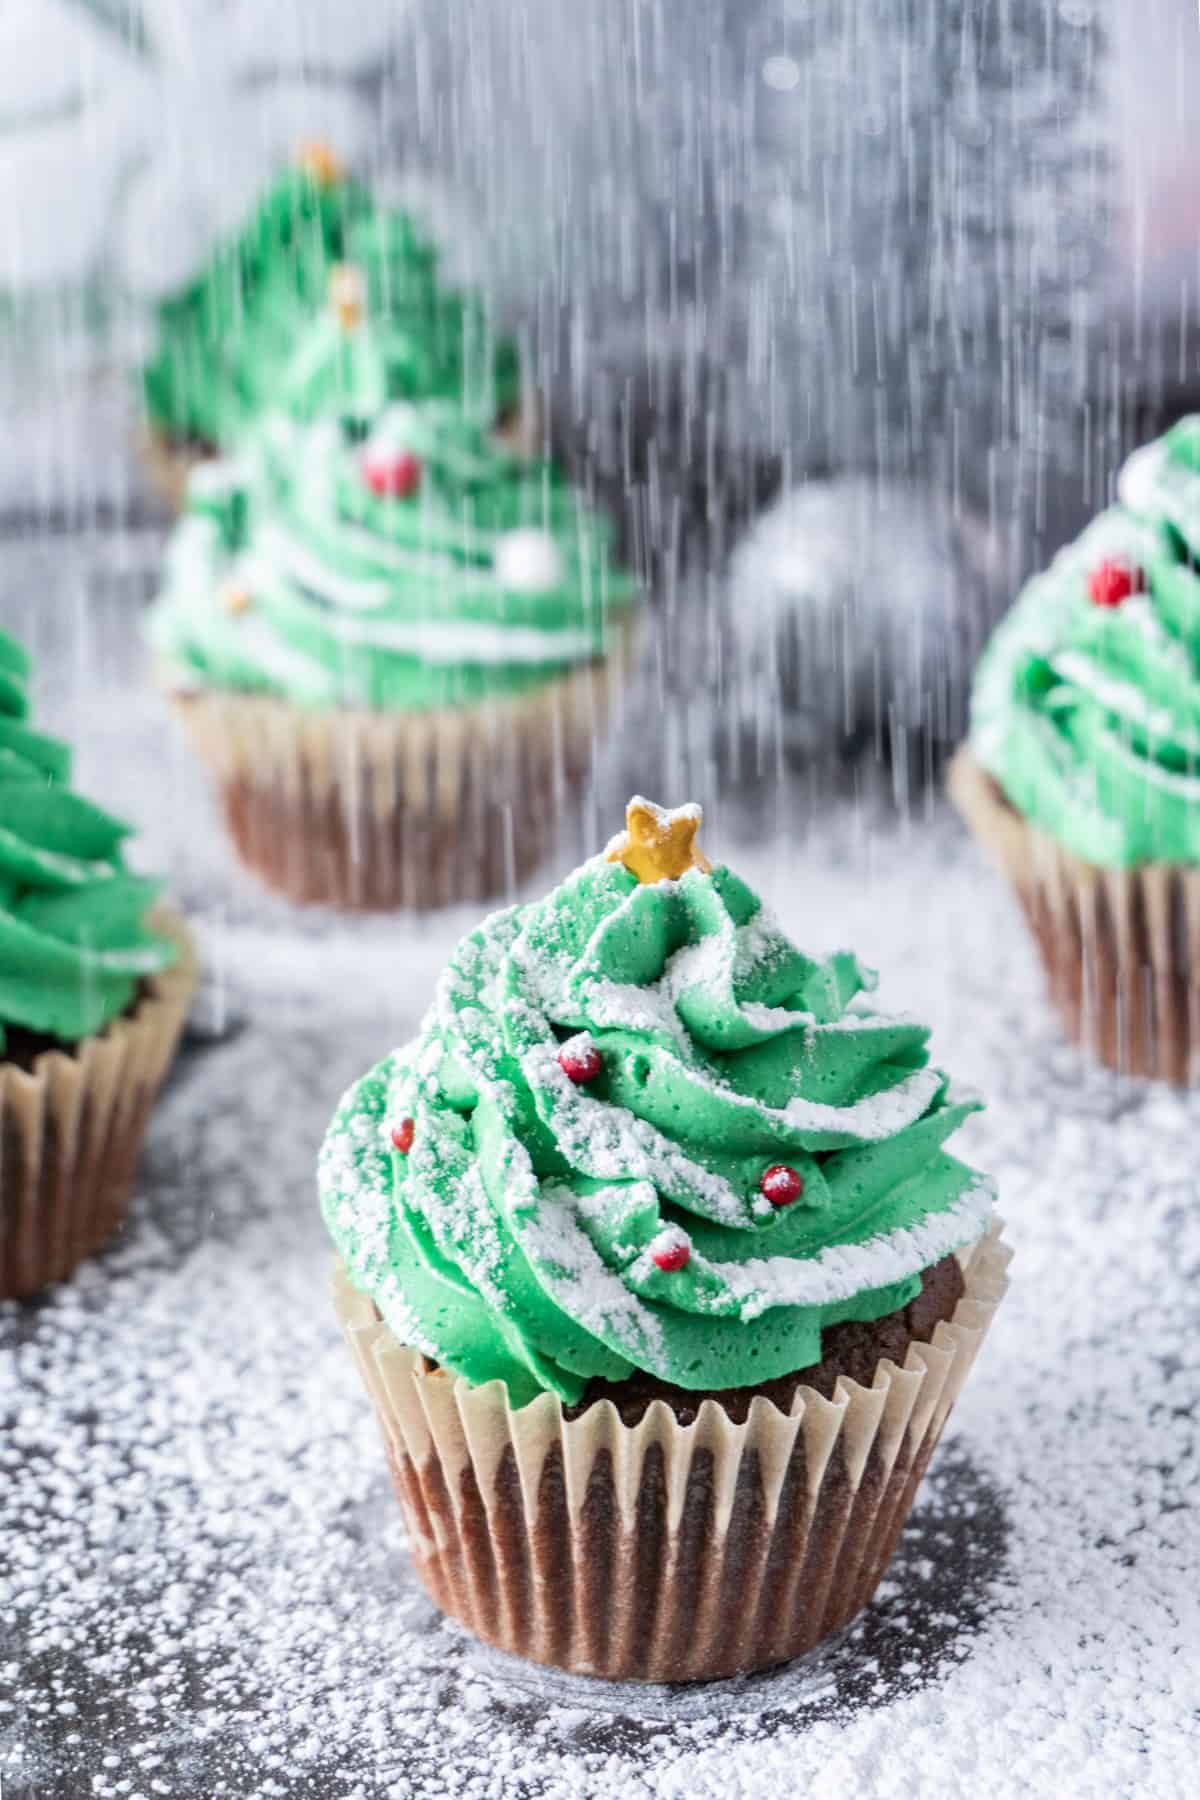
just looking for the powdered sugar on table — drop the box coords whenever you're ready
[1,586,1197,1796]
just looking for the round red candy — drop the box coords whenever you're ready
[760,1163,804,1206]
[558,1042,603,1084]
[390,1117,415,1154]
[364,450,422,500]
[651,1238,690,1273]
[1087,558,1143,608]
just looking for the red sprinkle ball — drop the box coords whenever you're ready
[651,1236,691,1273]
[390,1117,415,1154]
[364,450,422,500]
[557,1040,603,1084]
[760,1163,804,1207]
[1087,558,1143,609]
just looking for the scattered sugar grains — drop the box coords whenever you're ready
[3,815,1200,1798]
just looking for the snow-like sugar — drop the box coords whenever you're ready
[3,796,1199,1796]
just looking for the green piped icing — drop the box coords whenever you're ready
[147,401,639,713]
[319,843,993,1407]
[970,416,1200,866]
[140,164,520,449]
[0,631,177,1052]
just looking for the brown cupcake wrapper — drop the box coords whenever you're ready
[0,907,197,1300]
[137,424,215,515]
[161,618,641,913]
[333,1223,1010,1682]
[950,745,1200,1082]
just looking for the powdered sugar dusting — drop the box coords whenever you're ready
[4,809,1197,1796]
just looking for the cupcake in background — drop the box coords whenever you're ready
[320,797,1008,1681]
[0,630,195,1299]
[138,144,527,508]
[139,143,368,508]
[147,378,641,911]
[951,416,1200,1082]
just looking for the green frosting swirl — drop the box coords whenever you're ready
[971,416,1200,865]
[0,631,178,1051]
[319,841,993,1406]
[148,401,639,713]
[141,164,519,449]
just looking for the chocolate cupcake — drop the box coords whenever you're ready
[320,799,1008,1680]
[951,416,1200,1081]
[0,630,195,1298]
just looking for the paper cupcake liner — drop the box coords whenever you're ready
[0,909,197,1300]
[950,745,1200,1082]
[137,424,215,515]
[162,620,641,913]
[333,1223,1009,1682]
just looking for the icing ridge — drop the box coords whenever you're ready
[148,401,639,713]
[0,630,177,1048]
[319,841,993,1406]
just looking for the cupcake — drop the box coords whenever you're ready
[138,143,525,508]
[0,630,195,1299]
[319,798,1008,1680]
[139,144,369,508]
[148,394,640,912]
[951,416,1200,1081]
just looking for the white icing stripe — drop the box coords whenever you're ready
[208,614,335,698]
[1099,725,1200,799]
[1051,651,1200,753]
[710,1179,994,1315]
[322,611,597,665]
[255,524,394,611]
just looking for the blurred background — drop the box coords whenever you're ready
[0,0,1197,862]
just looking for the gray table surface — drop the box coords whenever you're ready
[1,533,1195,1799]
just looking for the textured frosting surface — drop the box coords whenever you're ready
[319,849,993,1406]
[148,402,639,713]
[0,632,177,1050]
[141,166,519,448]
[971,416,1200,865]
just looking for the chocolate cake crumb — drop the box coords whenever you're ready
[563,1254,965,1425]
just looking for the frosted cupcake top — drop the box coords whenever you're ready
[0,631,177,1050]
[319,800,994,1407]
[970,416,1200,865]
[140,151,519,450]
[147,400,639,713]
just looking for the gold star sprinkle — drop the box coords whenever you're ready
[328,262,365,331]
[221,583,253,616]
[605,796,712,885]
[297,139,343,187]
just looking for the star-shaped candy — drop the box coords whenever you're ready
[605,796,712,884]
[297,140,344,188]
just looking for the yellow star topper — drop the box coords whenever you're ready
[605,796,712,885]
[297,139,343,187]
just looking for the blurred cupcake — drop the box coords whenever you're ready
[0,630,194,1299]
[138,144,525,508]
[147,395,640,911]
[951,417,1200,1081]
[320,798,1008,1680]
[139,143,369,507]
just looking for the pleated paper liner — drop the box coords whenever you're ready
[160,619,642,913]
[333,1224,1010,1683]
[950,745,1200,1083]
[0,908,197,1300]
